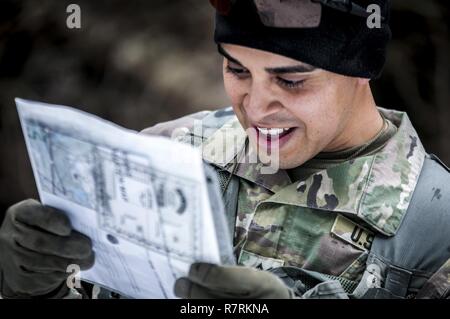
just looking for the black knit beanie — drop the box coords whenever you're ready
[214,0,391,79]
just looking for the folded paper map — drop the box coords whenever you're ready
[15,98,234,298]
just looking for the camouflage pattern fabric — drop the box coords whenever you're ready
[141,106,448,298]
[198,108,425,285]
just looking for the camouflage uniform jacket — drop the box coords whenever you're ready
[141,106,450,299]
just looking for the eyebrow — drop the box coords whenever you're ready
[265,65,316,74]
[217,44,316,74]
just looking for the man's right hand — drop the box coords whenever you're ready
[0,199,95,298]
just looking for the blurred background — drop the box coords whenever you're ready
[0,0,449,219]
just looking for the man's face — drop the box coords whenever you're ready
[220,44,364,170]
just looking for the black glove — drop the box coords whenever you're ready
[0,199,95,298]
[174,262,294,299]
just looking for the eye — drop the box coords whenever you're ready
[225,64,250,79]
[275,77,305,89]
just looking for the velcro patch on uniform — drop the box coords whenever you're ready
[238,250,285,271]
[331,214,375,252]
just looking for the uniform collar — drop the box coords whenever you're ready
[201,107,426,236]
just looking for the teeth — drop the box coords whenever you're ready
[256,127,291,136]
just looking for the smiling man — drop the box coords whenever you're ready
[1,0,449,299]
[168,0,450,299]
[218,43,386,169]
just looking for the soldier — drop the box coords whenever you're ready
[1,0,449,299]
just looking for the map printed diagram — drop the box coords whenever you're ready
[25,120,200,262]
[16,98,234,298]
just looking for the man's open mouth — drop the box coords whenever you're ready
[252,126,296,149]
[255,127,295,139]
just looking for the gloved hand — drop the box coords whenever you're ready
[174,262,295,299]
[0,199,95,298]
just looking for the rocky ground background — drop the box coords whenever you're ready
[0,0,449,218]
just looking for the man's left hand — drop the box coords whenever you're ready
[174,262,294,299]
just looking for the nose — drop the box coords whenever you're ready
[243,78,283,124]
